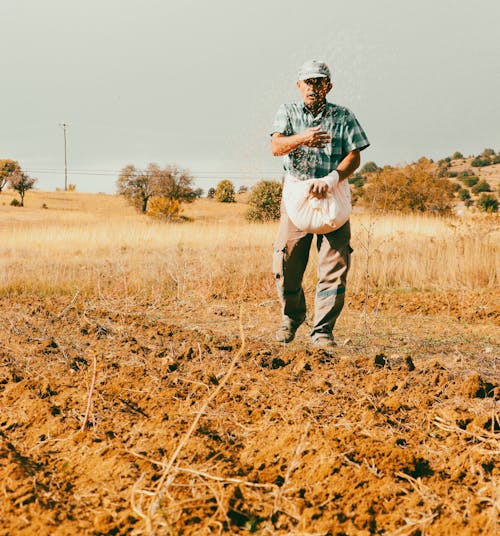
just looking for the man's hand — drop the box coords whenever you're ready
[301,126,331,148]
[308,179,329,198]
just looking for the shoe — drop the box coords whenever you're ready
[275,322,300,343]
[310,334,337,350]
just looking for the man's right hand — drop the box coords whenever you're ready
[301,126,331,148]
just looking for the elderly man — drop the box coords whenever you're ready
[271,59,370,349]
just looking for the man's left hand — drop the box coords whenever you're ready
[308,179,329,198]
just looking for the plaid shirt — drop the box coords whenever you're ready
[271,101,370,179]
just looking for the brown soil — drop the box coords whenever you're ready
[0,293,499,535]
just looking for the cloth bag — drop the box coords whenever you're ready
[283,173,352,234]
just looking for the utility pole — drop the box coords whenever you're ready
[59,122,69,190]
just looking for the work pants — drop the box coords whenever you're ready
[272,205,351,338]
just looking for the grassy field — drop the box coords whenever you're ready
[0,189,499,535]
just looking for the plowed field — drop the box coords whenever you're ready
[1,293,498,535]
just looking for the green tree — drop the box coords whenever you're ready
[360,161,380,173]
[9,172,37,206]
[0,159,21,193]
[476,193,498,213]
[246,180,282,222]
[214,180,236,203]
[471,180,491,194]
[452,151,463,159]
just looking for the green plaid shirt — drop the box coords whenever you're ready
[271,101,370,179]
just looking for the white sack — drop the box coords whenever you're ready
[283,174,352,234]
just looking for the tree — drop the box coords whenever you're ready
[117,164,157,213]
[154,165,196,204]
[193,187,204,198]
[0,159,21,193]
[246,180,282,222]
[117,163,196,213]
[452,151,463,159]
[476,193,498,213]
[207,187,215,198]
[360,161,380,174]
[215,180,235,203]
[238,185,249,194]
[481,148,495,158]
[361,158,455,214]
[9,172,36,206]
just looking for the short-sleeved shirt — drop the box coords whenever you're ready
[271,101,370,179]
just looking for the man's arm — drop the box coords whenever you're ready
[309,149,361,197]
[271,127,331,156]
[336,149,361,182]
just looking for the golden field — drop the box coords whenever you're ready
[0,189,499,535]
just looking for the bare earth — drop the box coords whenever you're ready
[1,291,498,535]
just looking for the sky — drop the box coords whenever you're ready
[1,0,499,194]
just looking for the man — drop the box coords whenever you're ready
[271,59,370,349]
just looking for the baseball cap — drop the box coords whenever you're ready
[298,60,331,81]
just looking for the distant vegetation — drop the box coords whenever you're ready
[246,180,282,222]
[0,159,37,206]
[116,163,196,218]
[214,180,236,203]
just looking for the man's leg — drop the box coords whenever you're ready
[273,208,313,340]
[311,221,351,342]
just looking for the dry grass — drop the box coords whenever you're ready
[1,190,498,301]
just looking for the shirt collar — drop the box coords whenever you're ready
[301,100,334,118]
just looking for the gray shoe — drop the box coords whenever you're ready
[310,334,337,350]
[275,322,301,343]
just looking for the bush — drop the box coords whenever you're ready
[458,188,471,201]
[10,198,20,206]
[361,158,454,214]
[447,171,458,177]
[471,180,491,194]
[146,196,182,220]
[460,176,479,187]
[452,151,463,159]
[471,157,490,167]
[207,187,215,198]
[464,198,474,208]
[476,193,498,213]
[459,169,474,177]
[215,180,236,203]
[493,155,500,164]
[246,180,282,222]
[451,182,461,193]
[481,148,495,158]
[349,174,366,188]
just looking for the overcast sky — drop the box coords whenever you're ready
[1,0,499,193]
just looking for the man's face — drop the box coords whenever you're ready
[296,77,332,108]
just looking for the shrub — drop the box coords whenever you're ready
[471,157,490,167]
[361,158,455,214]
[458,188,471,201]
[215,180,236,203]
[471,180,491,194]
[68,183,76,191]
[459,169,474,177]
[207,187,215,198]
[460,176,479,187]
[452,151,463,159]
[476,193,498,213]
[447,171,458,177]
[493,154,500,164]
[10,198,21,206]
[246,180,282,222]
[464,198,474,208]
[147,196,182,220]
[349,174,366,188]
[481,148,495,158]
